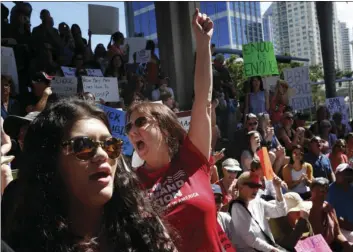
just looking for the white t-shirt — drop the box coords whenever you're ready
[217,211,232,239]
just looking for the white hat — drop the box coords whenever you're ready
[222,158,242,172]
[283,192,312,213]
[335,163,353,174]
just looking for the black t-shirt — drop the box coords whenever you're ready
[1,179,19,231]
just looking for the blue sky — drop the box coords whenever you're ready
[3,1,352,50]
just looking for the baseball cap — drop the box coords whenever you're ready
[222,158,242,172]
[237,171,262,188]
[335,163,353,174]
[212,184,222,195]
[32,72,53,84]
[283,192,312,213]
[3,112,40,139]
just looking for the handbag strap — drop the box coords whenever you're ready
[234,199,277,247]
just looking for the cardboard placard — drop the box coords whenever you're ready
[295,234,332,252]
[82,77,119,102]
[51,77,78,97]
[86,68,104,77]
[257,147,274,180]
[176,111,192,132]
[88,4,119,35]
[284,66,313,110]
[98,104,133,156]
[61,66,77,77]
[242,42,279,77]
[326,97,349,125]
[262,76,280,92]
[1,47,19,94]
[135,49,151,64]
[124,37,147,63]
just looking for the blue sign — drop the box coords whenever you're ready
[98,104,133,156]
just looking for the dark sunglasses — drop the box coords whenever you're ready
[3,83,11,88]
[125,116,148,134]
[285,116,293,120]
[227,170,238,174]
[62,136,123,161]
[248,122,258,126]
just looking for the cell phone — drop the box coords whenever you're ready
[219,148,226,154]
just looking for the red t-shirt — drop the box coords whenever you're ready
[216,179,233,206]
[136,136,223,252]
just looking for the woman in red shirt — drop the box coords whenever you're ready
[328,139,348,172]
[126,9,223,252]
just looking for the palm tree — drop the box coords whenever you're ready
[316,2,336,98]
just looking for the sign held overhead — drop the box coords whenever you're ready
[88,4,119,35]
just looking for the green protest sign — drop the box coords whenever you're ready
[242,42,279,77]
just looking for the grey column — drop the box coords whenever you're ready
[124,2,135,37]
[154,1,200,110]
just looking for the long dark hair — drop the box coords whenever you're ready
[3,98,177,252]
[249,76,264,92]
[105,54,125,77]
[126,102,187,159]
[246,130,260,157]
[290,145,304,165]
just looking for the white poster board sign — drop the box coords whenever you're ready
[1,47,19,94]
[262,76,280,92]
[61,66,76,77]
[176,111,192,132]
[86,68,104,77]
[124,37,147,63]
[326,97,350,125]
[82,77,119,102]
[51,77,78,97]
[88,4,119,35]
[136,49,151,64]
[283,66,313,110]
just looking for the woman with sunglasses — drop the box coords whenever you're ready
[126,9,222,251]
[328,139,348,172]
[309,178,351,251]
[2,98,177,252]
[282,145,313,200]
[269,80,289,127]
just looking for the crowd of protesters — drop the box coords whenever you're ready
[1,2,353,252]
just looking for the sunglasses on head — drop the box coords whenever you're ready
[62,136,123,161]
[125,116,148,134]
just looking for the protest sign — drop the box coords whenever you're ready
[51,77,78,97]
[82,77,119,102]
[326,97,350,125]
[1,47,19,94]
[257,147,274,180]
[88,4,119,35]
[135,49,151,64]
[86,68,104,77]
[295,234,332,252]
[262,76,280,92]
[176,111,191,132]
[242,42,279,77]
[98,104,133,156]
[124,37,147,63]
[61,66,76,77]
[284,66,313,111]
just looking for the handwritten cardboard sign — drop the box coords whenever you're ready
[176,111,191,132]
[1,47,19,94]
[86,68,104,77]
[82,77,119,102]
[284,66,313,111]
[326,97,349,125]
[135,49,151,64]
[88,4,119,35]
[257,147,274,180]
[61,66,76,77]
[242,42,279,77]
[295,234,332,252]
[124,37,147,63]
[51,77,78,97]
[98,104,133,156]
[262,76,280,92]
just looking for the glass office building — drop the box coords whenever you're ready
[125,1,263,51]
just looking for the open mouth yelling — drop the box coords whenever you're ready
[89,168,112,185]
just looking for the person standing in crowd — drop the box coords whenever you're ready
[92,43,107,72]
[145,39,160,87]
[105,54,126,84]
[58,22,75,66]
[216,158,242,207]
[126,9,224,251]
[229,171,287,252]
[327,164,353,244]
[310,105,337,136]
[309,177,352,251]
[71,24,89,56]
[1,75,21,119]
[304,136,336,183]
[282,145,313,200]
[151,75,175,101]
[346,133,353,160]
[107,31,129,62]
[244,76,269,116]
[241,130,261,171]
[161,92,179,113]
[328,139,348,172]
[333,112,351,139]
[2,98,177,252]
[212,184,232,238]
[269,80,289,127]
[319,119,338,154]
[268,192,311,251]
